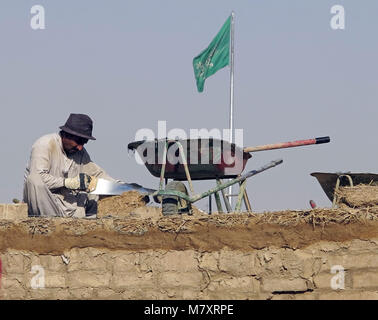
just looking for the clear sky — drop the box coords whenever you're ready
[0,0,377,212]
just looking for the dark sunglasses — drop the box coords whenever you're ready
[64,132,88,145]
[73,136,89,145]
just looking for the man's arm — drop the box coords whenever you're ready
[28,139,65,189]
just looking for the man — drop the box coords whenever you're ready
[23,113,118,218]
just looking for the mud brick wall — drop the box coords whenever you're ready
[1,204,378,300]
[2,242,378,300]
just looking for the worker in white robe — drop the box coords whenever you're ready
[23,113,117,218]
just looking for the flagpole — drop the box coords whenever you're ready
[228,11,235,208]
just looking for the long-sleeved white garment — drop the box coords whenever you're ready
[23,132,116,217]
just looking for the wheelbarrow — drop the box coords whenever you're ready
[128,136,330,214]
[311,172,378,207]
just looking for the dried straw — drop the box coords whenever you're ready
[335,184,378,208]
[253,206,378,228]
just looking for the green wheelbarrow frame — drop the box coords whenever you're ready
[150,140,283,213]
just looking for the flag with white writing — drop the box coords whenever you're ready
[193,15,231,92]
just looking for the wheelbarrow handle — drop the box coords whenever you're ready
[154,159,283,204]
[243,136,330,153]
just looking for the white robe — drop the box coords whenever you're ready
[23,133,116,218]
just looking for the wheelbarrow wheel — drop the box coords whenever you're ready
[162,181,190,216]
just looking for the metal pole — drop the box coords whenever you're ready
[229,12,235,145]
[228,11,235,207]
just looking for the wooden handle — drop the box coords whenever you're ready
[243,136,330,153]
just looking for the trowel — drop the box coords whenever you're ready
[89,178,156,196]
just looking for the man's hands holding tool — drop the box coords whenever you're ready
[64,173,98,192]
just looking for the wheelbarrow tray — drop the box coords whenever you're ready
[128,138,252,180]
[311,172,378,202]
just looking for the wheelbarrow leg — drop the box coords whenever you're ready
[237,175,252,212]
[242,184,252,212]
[214,191,223,213]
[217,179,232,213]
[176,141,195,194]
[235,179,247,212]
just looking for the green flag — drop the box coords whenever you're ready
[193,15,231,92]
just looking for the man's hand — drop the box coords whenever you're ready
[87,176,98,192]
[64,173,92,191]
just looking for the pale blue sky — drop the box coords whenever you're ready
[0,1,377,211]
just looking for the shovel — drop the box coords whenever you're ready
[89,178,156,196]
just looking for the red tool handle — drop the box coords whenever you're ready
[243,136,330,153]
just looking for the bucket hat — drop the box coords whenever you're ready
[59,113,96,140]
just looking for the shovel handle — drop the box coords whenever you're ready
[243,136,330,153]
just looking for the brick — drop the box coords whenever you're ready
[159,271,203,288]
[138,250,159,272]
[222,276,260,291]
[42,255,66,272]
[44,272,66,288]
[111,272,154,289]
[28,288,70,300]
[112,252,140,273]
[347,239,378,253]
[6,204,28,220]
[86,247,108,257]
[219,250,257,277]
[67,271,111,288]
[95,288,120,299]
[67,248,108,272]
[352,271,378,289]
[294,251,322,278]
[2,253,25,274]
[2,275,24,291]
[156,251,198,273]
[262,278,308,293]
[121,288,164,300]
[316,242,343,253]
[313,272,333,290]
[320,253,378,272]
[206,276,260,296]
[69,288,95,299]
[0,288,27,299]
[0,205,5,219]
[199,252,219,272]
[182,289,200,300]
[318,290,378,300]
[256,249,304,278]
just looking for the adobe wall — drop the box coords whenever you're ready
[1,204,378,300]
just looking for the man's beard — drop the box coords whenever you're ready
[65,148,78,155]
